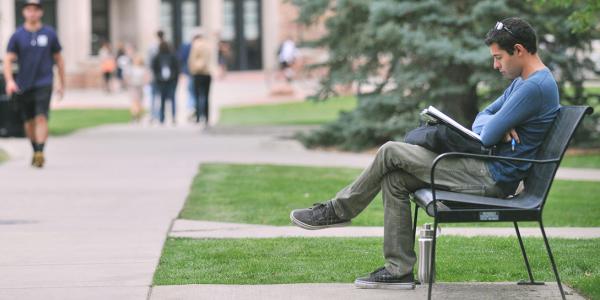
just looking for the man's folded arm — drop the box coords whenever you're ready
[479,82,542,147]
[472,95,504,134]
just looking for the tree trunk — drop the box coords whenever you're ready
[441,66,479,128]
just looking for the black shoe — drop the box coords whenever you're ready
[354,267,415,290]
[32,151,45,168]
[289,202,351,230]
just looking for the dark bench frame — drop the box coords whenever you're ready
[410,106,593,300]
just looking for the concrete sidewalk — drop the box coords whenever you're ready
[150,283,583,300]
[0,126,382,300]
[169,220,600,239]
[0,127,204,299]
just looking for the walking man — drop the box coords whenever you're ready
[290,17,559,290]
[3,0,65,168]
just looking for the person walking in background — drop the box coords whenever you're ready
[126,54,147,123]
[115,42,131,91]
[217,41,230,79]
[278,37,297,82]
[2,0,65,168]
[99,41,115,93]
[179,38,197,122]
[188,32,212,125]
[151,41,179,125]
[146,30,165,123]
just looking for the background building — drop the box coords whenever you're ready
[0,0,324,88]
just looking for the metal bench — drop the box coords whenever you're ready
[411,105,594,300]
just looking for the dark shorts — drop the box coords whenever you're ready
[280,61,290,69]
[103,72,112,82]
[15,86,52,121]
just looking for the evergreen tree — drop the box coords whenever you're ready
[293,0,599,151]
[535,0,600,33]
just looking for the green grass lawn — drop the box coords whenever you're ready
[179,163,600,227]
[218,96,357,126]
[0,148,8,164]
[153,236,600,299]
[49,109,131,136]
[561,153,600,169]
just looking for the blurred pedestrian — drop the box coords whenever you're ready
[146,30,164,123]
[188,32,212,125]
[115,42,131,91]
[126,54,147,123]
[217,41,230,79]
[99,41,115,93]
[278,37,297,82]
[151,41,179,125]
[2,0,65,168]
[179,38,197,122]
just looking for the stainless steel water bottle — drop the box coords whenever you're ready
[418,223,436,283]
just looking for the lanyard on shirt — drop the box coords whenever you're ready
[31,32,38,46]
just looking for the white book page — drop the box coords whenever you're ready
[426,106,482,141]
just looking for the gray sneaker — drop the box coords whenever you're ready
[290,202,351,230]
[354,267,415,290]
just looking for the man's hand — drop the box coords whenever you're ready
[5,80,19,96]
[503,128,520,143]
[54,83,64,101]
[53,52,65,101]
[3,53,19,96]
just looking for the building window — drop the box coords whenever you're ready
[14,0,58,29]
[91,0,110,55]
[160,0,200,49]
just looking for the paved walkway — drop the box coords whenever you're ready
[169,220,600,239]
[0,123,597,300]
[0,125,380,300]
[150,283,584,300]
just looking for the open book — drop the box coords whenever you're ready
[420,106,482,142]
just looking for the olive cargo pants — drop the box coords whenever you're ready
[331,141,505,275]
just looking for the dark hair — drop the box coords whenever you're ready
[484,17,538,55]
[158,41,171,54]
[22,1,43,10]
[157,30,165,40]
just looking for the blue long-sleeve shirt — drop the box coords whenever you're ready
[472,68,560,188]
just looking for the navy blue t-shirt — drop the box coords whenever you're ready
[6,25,62,92]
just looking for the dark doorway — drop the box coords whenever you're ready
[160,0,201,49]
[91,0,110,55]
[222,0,262,70]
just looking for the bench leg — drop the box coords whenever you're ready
[412,205,419,244]
[514,222,543,285]
[539,221,566,300]
[427,218,438,300]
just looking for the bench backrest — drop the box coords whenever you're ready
[517,106,593,209]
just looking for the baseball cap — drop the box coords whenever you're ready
[23,0,42,8]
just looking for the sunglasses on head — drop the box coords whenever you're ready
[495,21,519,40]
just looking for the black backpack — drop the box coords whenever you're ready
[404,123,495,155]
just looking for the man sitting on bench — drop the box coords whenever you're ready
[290,17,560,290]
